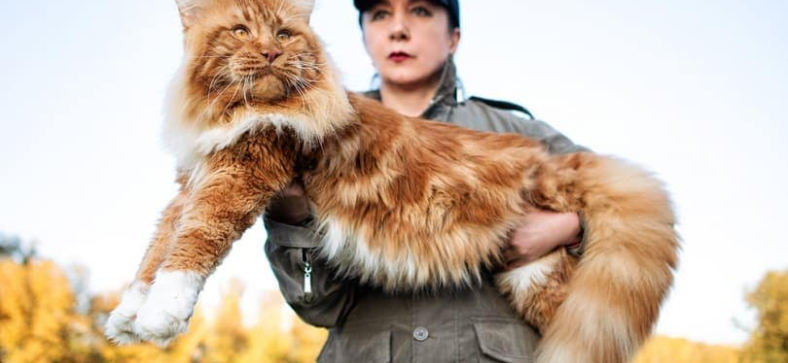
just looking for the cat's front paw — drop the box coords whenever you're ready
[105,281,149,345]
[132,271,205,346]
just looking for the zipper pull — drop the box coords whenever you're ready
[303,261,313,294]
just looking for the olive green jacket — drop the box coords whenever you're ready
[264,61,586,363]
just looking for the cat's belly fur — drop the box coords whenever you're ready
[316,213,517,291]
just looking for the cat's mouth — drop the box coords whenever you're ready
[232,65,275,78]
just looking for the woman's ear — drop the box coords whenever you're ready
[449,28,461,54]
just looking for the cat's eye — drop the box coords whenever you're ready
[232,25,251,40]
[276,29,292,42]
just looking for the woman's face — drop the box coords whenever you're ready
[362,0,460,89]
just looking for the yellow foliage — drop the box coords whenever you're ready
[3,244,788,363]
[289,316,329,363]
[634,336,740,363]
[236,292,328,363]
[740,270,788,363]
[0,259,81,363]
[204,278,250,363]
[0,254,327,363]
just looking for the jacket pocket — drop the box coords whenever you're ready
[473,318,537,363]
[317,327,391,363]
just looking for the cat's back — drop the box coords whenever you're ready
[347,92,546,161]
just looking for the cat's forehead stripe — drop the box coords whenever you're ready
[232,1,286,27]
[242,6,255,23]
[222,1,278,24]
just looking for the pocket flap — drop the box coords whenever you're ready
[318,328,391,363]
[264,217,323,248]
[473,318,536,363]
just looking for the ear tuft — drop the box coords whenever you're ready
[174,0,208,28]
[289,0,316,22]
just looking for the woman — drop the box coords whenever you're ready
[264,0,587,361]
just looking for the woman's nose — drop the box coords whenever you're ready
[388,15,410,41]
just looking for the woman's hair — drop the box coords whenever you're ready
[354,0,460,31]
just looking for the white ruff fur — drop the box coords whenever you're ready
[133,270,205,346]
[319,218,425,288]
[320,218,379,275]
[104,281,149,344]
[195,113,312,155]
[496,253,560,294]
[163,53,352,171]
[179,113,315,188]
[165,107,314,172]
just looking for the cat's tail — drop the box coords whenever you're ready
[534,152,679,363]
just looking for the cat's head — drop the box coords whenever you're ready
[171,0,350,132]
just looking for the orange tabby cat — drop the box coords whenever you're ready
[105,1,679,362]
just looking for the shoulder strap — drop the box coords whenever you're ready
[468,96,534,120]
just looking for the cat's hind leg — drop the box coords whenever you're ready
[105,176,189,344]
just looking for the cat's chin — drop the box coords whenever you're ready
[246,76,287,102]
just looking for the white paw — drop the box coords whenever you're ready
[132,270,205,346]
[105,281,149,345]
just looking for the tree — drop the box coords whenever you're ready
[0,234,35,264]
[740,270,788,363]
[0,259,84,363]
[205,279,249,363]
[236,291,327,363]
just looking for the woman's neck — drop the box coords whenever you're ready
[379,75,442,118]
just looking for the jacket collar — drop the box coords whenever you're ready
[363,58,459,119]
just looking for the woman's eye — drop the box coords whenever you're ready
[232,26,250,39]
[371,10,389,21]
[276,30,292,42]
[412,6,431,17]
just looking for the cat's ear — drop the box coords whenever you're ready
[289,0,316,22]
[174,0,209,28]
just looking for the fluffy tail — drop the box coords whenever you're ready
[534,153,679,363]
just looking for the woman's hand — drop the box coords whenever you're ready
[503,210,582,269]
[266,180,311,225]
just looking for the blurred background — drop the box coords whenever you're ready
[1,0,786,362]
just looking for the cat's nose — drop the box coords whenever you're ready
[262,51,282,64]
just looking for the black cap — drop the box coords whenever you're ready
[354,0,460,29]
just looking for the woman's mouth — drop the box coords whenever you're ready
[388,51,412,63]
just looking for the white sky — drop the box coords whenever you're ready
[1,0,786,346]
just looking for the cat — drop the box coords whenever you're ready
[104,0,679,362]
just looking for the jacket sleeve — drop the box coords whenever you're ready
[506,115,589,155]
[457,99,590,155]
[263,216,356,328]
[494,108,591,256]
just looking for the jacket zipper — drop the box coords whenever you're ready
[302,249,312,295]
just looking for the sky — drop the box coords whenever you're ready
[1,0,787,346]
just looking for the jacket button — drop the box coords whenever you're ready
[413,327,429,341]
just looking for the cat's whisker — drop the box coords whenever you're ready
[242,76,251,108]
[284,75,304,99]
[288,60,326,72]
[220,83,242,118]
[287,74,311,103]
[207,65,232,94]
[289,60,321,69]
[197,80,235,122]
